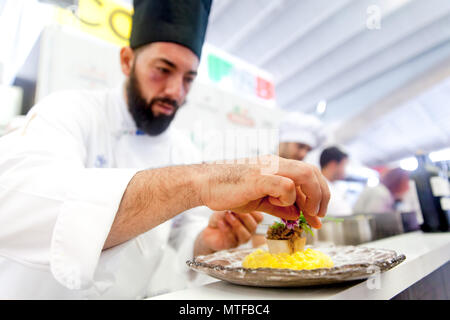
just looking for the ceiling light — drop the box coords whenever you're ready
[400,157,418,171]
[429,148,450,162]
[367,176,379,187]
[316,100,327,115]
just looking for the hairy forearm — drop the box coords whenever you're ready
[102,155,324,250]
[104,165,204,249]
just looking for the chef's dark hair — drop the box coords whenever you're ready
[320,146,348,169]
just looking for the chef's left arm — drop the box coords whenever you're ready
[167,207,262,286]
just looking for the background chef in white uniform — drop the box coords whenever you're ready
[0,0,331,299]
[319,146,353,216]
[277,112,326,163]
[252,111,327,247]
[353,167,410,215]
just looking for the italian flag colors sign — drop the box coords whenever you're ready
[205,48,275,102]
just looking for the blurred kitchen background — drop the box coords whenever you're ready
[1,0,449,244]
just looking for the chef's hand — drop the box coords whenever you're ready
[194,211,263,256]
[106,155,329,250]
[195,155,330,229]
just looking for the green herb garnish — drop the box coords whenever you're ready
[298,212,314,236]
[270,221,285,230]
[322,216,345,223]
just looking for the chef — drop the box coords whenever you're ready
[0,0,330,299]
[278,111,326,162]
[319,146,353,216]
[353,168,410,215]
[252,111,327,247]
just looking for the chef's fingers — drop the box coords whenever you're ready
[296,186,307,211]
[276,161,323,217]
[313,167,330,218]
[250,211,264,223]
[294,186,322,228]
[295,187,323,228]
[208,211,226,228]
[225,211,252,244]
[233,212,258,234]
[299,172,322,217]
[217,219,238,247]
[255,198,299,220]
[302,212,322,229]
[258,175,296,207]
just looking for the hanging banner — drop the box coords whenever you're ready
[54,3,276,103]
[202,46,276,102]
[55,0,132,47]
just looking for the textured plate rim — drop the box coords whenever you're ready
[187,246,406,277]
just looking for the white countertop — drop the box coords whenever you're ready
[150,231,450,300]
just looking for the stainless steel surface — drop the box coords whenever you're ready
[312,215,376,246]
[368,212,405,240]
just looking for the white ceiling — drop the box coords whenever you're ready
[345,77,450,165]
[203,0,450,166]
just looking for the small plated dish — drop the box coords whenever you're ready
[187,245,406,287]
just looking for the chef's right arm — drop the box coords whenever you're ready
[105,155,330,250]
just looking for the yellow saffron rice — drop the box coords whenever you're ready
[242,248,334,270]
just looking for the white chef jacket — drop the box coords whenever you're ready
[0,85,209,299]
[353,184,395,215]
[325,180,353,217]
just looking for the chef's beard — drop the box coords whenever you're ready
[126,67,180,136]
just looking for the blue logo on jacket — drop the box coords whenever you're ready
[94,155,108,168]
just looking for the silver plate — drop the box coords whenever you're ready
[187,245,406,287]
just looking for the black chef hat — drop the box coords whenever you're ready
[130,0,212,59]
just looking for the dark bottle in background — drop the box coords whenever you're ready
[410,153,450,232]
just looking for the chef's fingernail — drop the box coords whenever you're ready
[227,212,236,222]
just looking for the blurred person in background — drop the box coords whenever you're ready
[353,168,410,214]
[278,111,326,161]
[252,112,327,247]
[0,0,330,299]
[320,146,353,216]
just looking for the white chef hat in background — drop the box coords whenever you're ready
[279,111,326,149]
